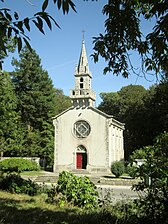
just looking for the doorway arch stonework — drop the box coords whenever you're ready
[76,145,87,169]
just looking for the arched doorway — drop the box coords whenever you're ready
[76,145,87,169]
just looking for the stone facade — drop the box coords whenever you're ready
[53,40,124,174]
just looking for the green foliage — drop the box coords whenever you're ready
[54,88,71,115]
[98,92,120,116]
[0,72,23,156]
[0,0,76,69]
[130,148,148,161]
[145,79,168,139]
[98,82,168,159]
[0,38,16,66]
[12,46,56,129]
[126,164,139,179]
[0,158,40,173]
[0,190,144,224]
[0,174,41,196]
[10,46,57,167]
[132,132,168,223]
[92,0,168,78]
[47,171,99,209]
[98,85,149,159]
[98,200,144,224]
[0,46,71,168]
[111,161,125,178]
[1,187,168,224]
[128,147,151,179]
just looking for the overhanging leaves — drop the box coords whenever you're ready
[42,0,49,12]
[53,0,76,13]
[92,0,168,78]
[0,0,76,69]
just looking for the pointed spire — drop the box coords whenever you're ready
[77,38,90,75]
[70,37,96,108]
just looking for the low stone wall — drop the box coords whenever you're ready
[97,177,140,186]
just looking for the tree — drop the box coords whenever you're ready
[98,92,120,116]
[98,82,168,160]
[148,79,168,133]
[0,38,16,65]
[1,1,167,79]
[98,85,148,159]
[141,79,168,146]
[0,71,23,156]
[92,0,168,78]
[99,85,147,118]
[12,46,57,167]
[54,88,71,115]
[0,0,76,69]
[132,132,168,223]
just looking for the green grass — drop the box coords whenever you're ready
[0,170,43,177]
[0,190,138,224]
[0,190,105,224]
[0,190,154,224]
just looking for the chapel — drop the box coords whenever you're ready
[53,40,124,174]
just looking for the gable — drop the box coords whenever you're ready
[53,106,124,131]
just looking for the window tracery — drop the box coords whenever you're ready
[74,120,90,138]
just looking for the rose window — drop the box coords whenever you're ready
[74,120,91,138]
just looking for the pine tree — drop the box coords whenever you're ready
[12,47,56,168]
[0,71,23,156]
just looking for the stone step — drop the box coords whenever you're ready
[34,175,138,186]
[97,177,140,186]
[23,172,140,186]
[35,175,58,183]
[70,169,90,175]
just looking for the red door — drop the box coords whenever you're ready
[76,153,82,169]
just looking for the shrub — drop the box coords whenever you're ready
[132,132,168,223]
[0,174,41,196]
[111,161,125,178]
[127,164,139,179]
[0,158,40,173]
[130,148,147,162]
[47,171,99,209]
[98,200,142,224]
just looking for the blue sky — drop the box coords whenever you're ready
[2,0,158,105]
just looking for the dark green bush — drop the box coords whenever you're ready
[111,161,125,178]
[0,174,41,196]
[47,171,98,209]
[0,158,40,173]
[132,132,168,223]
[127,164,139,179]
[98,200,142,224]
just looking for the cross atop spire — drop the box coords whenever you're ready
[82,30,85,42]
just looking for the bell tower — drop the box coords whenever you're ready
[70,39,96,108]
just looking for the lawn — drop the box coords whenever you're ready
[0,190,104,224]
[20,170,45,176]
